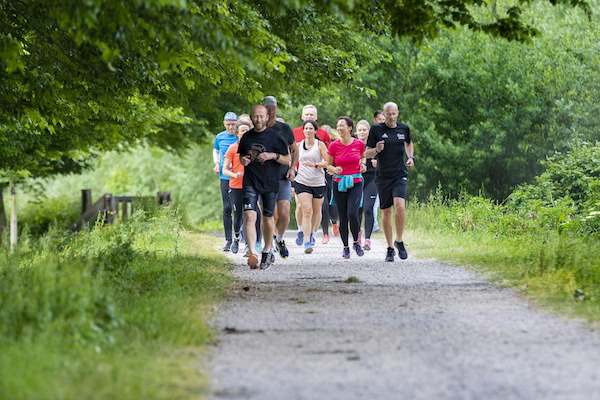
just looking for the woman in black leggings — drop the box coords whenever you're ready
[356,120,377,250]
[326,117,366,259]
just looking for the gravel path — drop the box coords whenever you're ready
[207,232,600,400]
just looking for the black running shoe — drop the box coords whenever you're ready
[277,240,289,258]
[385,247,395,262]
[269,251,275,264]
[223,240,232,252]
[353,241,364,257]
[342,246,350,259]
[260,252,272,270]
[395,241,408,260]
[231,238,240,254]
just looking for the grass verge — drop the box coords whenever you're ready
[0,210,231,400]
[407,201,600,323]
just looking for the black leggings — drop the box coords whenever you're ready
[359,173,377,239]
[333,180,363,247]
[321,173,339,235]
[220,180,233,241]
[229,188,261,243]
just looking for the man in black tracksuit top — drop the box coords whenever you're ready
[365,102,415,262]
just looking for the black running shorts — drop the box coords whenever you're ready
[243,185,277,217]
[293,181,326,199]
[376,175,408,209]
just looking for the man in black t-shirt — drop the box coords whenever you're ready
[238,104,291,269]
[365,102,415,262]
[263,96,297,258]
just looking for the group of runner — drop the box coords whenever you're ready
[213,97,414,269]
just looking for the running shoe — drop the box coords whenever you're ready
[304,242,314,254]
[385,247,395,262]
[363,239,371,251]
[269,251,276,264]
[277,240,289,258]
[353,241,364,257]
[342,246,350,259]
[395,240,408,260]
[248,253,259,269]
[222,240,232,252]
[332,223,340,237]
[295,231,304,246]
[309,233,316,246]
[243,245,250,258]
[260,252,273,270]
[255,242,263,253]
[231,238,240,254]
[322,233,330,244]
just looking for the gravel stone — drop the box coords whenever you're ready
[207,232,600,400]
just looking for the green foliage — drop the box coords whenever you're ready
[291,2,600,200]
[1,0,591,180]
[17,195,80,236]
[409,143,600,320]
[0,209,231,399]
[22,144,221,229]
[410,194,600,317]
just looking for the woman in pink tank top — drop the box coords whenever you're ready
[326,117,366,259]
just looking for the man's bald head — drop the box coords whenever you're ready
[383,102,398,112]
[383,102,399,127]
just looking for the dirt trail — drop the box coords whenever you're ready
[207,232,600,399]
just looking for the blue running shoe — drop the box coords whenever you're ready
[255,242,263,253]
[304,242,314,254]
[309,233,316,246]
[295,231,304,246]
[342,246,350,259]
[353,241,364,257]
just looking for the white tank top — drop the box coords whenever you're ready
[295,139,325,187]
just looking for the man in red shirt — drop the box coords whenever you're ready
[292,105,331,147]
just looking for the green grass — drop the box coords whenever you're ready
[0,211,232,400]
[406,201,600,323]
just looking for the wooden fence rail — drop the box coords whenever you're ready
[73,189,171,230]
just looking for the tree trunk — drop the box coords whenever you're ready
[10,182,17,253]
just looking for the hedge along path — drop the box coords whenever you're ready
[207,231,600,400]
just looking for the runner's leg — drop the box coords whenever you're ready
[347,182,363,243]
[244,210,257,254]
[298,192,314,243]
[220,180,233,243]
[311,196,324,234]
[333,183,350,247]
[394,197,406,242]
[363,175,378,239]
[256,201,262,247]
[230,188,243,239]
[261,192,277,253]
[275,180,291,240]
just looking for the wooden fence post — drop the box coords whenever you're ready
[81,189,92,214]
[121,201,129,221]
[9,182,17,253]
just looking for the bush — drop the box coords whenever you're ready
[18,195,80,236]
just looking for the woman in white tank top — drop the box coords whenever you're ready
[293,120,329,253]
